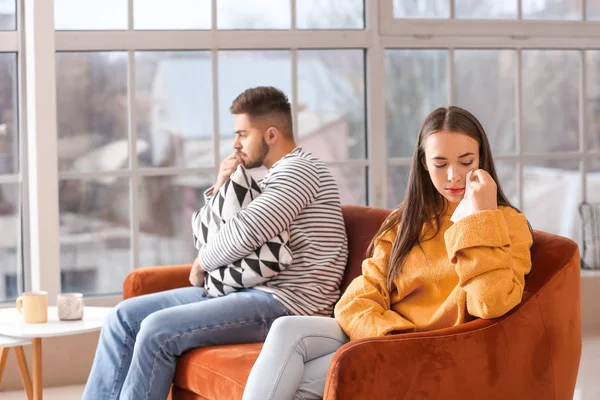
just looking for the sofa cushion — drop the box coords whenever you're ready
[173,343,263,400]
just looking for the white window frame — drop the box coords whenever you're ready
[0,0,29,305]
[381,0,600,37]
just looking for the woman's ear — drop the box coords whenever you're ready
[421,156,428,171]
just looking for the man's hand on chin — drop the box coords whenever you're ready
[189,257,206,287]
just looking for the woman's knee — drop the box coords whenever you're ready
[269,316,344,340]
[269,316,308,337]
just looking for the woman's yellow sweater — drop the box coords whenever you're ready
[334,205,533,341]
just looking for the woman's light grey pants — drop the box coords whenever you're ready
[242,316,349,400]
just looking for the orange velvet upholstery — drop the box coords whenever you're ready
[123,206,581,400]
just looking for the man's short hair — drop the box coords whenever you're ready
[230,86,293,139]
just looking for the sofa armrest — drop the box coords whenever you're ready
[323,296,553,400]
[123,264,192,299]
[323,318,496,399]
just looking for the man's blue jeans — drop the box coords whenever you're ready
[82,287,289,400]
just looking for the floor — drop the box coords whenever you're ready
[575,333,600,400]
[0,384,83,400]
[0,334,599,399]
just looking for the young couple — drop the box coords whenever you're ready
[83,86,532,400]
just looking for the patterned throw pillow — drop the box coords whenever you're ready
[579,202,600,269]
[191,165,293,296]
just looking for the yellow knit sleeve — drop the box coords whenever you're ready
[444,207,533,319]
[334,227,416,340]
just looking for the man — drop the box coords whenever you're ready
[82,86,348,400]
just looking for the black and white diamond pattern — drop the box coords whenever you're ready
[191,165,293,297]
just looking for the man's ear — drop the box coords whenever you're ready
[266,127,277,144]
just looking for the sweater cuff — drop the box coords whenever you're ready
[444,209,510,256]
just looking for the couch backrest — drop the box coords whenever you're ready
[525,230,579,292]
[340,206,391,294]
[524,230,581,399]
[339,209,581,299]
[339,207,581,296]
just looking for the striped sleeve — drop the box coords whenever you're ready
[198,157,320,272]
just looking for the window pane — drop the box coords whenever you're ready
[329,166,367,205]
[218,51,291,161]
[454,50,516,155]
[56,52,128,172]
[297,50,366,162]
[296,0,364,29]
[387,165,410,208]
[0,53,17,174]
[0,183,20,301]
[496,161,519,207]
[588,158,600,202]
[136,51,213,168]
[59,178,131,295]
[139,175,213,267]
[393,0,449,18]
[55,0,127,30]
[522,50,579,153]
[0,0,16,30]
[588,0,600,20]
[456,0,517,19]
[522,0,581,20]
[523,160,581,244]
[217,0,290,29]
[134,0,211,30]
[385,49,448,158]
[586,50,600,151]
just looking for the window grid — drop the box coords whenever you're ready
[386,46,597,216]
[52,40,370,283]
[13,0,599,302]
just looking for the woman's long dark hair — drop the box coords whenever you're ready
[368,106,521,292]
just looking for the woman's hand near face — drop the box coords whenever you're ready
[469,169,498,212]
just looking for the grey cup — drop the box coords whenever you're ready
[57,293,84,321]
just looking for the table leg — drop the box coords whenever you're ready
[32,338,42,400]
[14,345,33,400]
[0,347,8,385]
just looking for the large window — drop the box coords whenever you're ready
[4,0,599,302]
[382,0,600,246]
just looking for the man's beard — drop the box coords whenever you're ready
[243,138,269,169]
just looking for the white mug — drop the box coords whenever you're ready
[57,293,84,321]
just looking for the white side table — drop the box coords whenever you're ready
[0,306,113,400]
[0,336,33,399]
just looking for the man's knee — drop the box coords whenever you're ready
[111,298,139,326]
[136,310,173,347]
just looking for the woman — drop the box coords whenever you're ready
[242,106,533,400]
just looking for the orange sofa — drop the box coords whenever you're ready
[123,205,582,400]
